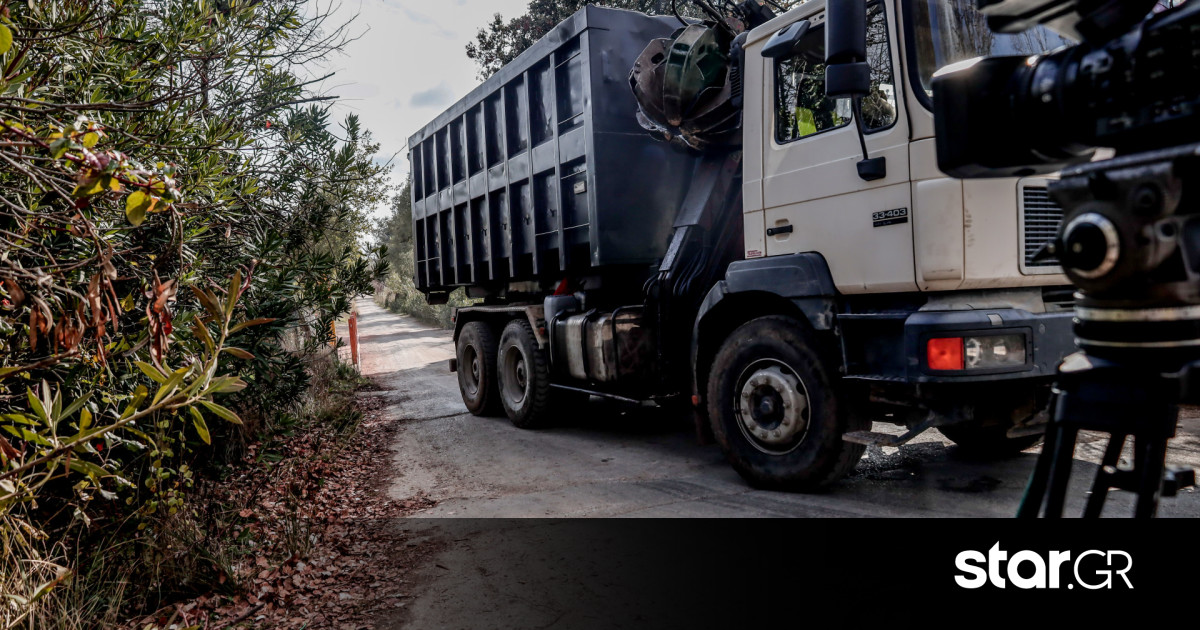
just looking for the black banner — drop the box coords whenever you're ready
[382,518,1193,628]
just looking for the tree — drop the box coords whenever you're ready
[0,1,390,622]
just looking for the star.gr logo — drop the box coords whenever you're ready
[955,543,1133,590]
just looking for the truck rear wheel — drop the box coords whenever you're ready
[707,316,865,491]
[456,321,502,416]
[497,319,554,429]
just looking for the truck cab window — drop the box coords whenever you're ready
[774,2,898,144]
[774,51,849,143]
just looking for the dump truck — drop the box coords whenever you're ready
[408,0,1078,490]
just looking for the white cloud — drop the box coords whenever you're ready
[309,0,530,217]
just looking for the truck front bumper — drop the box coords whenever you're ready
[840,308,1076,384]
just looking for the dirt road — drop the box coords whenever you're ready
[357,300,1200,519]
[355,300,1199,628]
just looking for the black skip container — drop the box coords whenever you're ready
[408,6,718,296]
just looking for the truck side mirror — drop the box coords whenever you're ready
[824,1,870,98]
[762,20,811,59]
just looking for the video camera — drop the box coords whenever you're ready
[932,0,1200,517]
[935,0,1200,366]
[935,0,1200,179]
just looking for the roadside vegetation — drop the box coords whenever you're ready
[0,1,389,626]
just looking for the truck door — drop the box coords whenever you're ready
[758,0,915,294]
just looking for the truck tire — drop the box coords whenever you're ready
[497,319,554,429]
[707,316,865,491]
[940,423,1043,456]
[456,321,502,416]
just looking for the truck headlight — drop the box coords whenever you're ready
[927,334,1027,371]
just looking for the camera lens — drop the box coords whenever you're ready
[1062,213,1120,279]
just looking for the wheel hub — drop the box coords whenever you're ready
[462,345,481,396]
[737,364,808,450]
[515,359,527,389]
[501,345,530,407]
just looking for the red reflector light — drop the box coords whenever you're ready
[927,337,965,371]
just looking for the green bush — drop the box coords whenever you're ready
[0,1,390,624]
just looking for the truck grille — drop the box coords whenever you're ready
[1023,185,1064,268]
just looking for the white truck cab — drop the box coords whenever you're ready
[689,0,1078,485]
[741,0,1071,294]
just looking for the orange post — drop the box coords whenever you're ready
[349,312,359,366]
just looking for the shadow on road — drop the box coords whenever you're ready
[358,329,448,345]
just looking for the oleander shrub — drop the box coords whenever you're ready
[0,1,389,625]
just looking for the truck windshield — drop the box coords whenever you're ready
[909,0,1075,98]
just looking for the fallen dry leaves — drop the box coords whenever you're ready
[126,389,439,630]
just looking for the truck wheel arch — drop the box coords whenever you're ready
[453,305,547,347]
[691,254,842,429]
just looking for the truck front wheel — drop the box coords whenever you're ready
[456,321,502,416]
[707,316,865,491]
[497,319,554,429]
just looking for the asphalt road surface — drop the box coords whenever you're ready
[357,300,1199,628]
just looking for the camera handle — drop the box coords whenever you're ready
[1018,355,1197,518]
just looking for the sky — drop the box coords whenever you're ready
[307,0,530,217]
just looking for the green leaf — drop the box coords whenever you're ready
[68,459,109,481]
[190,407,211,445]
[0,25,13,56]
[2,413,36,426]
[49,137,71,160]
[3,71,32,94]
[191,287,224,320]
[30,571,70,604]
[125,191,151,226]
[2,593,28,606]
[41,383,54,424]
[200,400,242,425]
[207,377,248,394]
[226,270,242,318]
[134,361,168,384]
[153,368,188,405]
[72,177,104,197]
[127,203,146,226]
[27,388,48,424]
[80,408,92,430]
[222,347,254,360]
[120,385,149,420]
[82,132,99,148]
[192,321,214,353]
[229,318,277,334]
[117,425,155,448]
[61,392,93,422]
[3,425,52,447]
